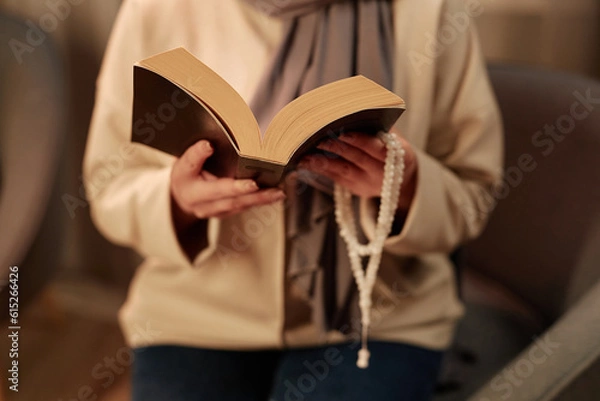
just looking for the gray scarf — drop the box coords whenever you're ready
[244,0,395,337]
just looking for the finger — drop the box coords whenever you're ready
[317,138,383,174]
[193,189,285,219]
[177,140,214,178]
[182,178,259,205]
[300,155,368,183]
[300,156,372,197]
[201,170,218,181]
[338,132,387,162]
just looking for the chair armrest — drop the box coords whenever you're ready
[468,279,600,401]
[0,14,65,278]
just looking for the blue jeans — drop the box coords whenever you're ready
[132,341,443,401]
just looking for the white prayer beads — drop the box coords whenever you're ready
[334,131,405,369]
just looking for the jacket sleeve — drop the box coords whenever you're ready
[360,0,504,255]
[83,0,219,268]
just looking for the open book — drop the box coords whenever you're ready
[132,47,405,187]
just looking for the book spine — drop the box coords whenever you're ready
[236,157,287,188]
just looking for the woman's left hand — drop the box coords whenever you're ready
[298,131,418,212]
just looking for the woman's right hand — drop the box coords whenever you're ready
[170,140,286,231]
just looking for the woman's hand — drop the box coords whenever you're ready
[298,132,418,211]
[171,140,286,231]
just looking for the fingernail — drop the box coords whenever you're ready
[202,141,213,151]
[274,190,286,200]
[235,180,258,191]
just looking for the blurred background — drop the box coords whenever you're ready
[0,0,599,400]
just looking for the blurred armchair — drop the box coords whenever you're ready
[1,0,137,298]
[0,12,67,309]
[436,65,600,400]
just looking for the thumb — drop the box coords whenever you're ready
[180,140,213,176]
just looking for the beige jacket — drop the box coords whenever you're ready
[84,0,503,350]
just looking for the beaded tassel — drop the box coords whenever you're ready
[334,131,405,369]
